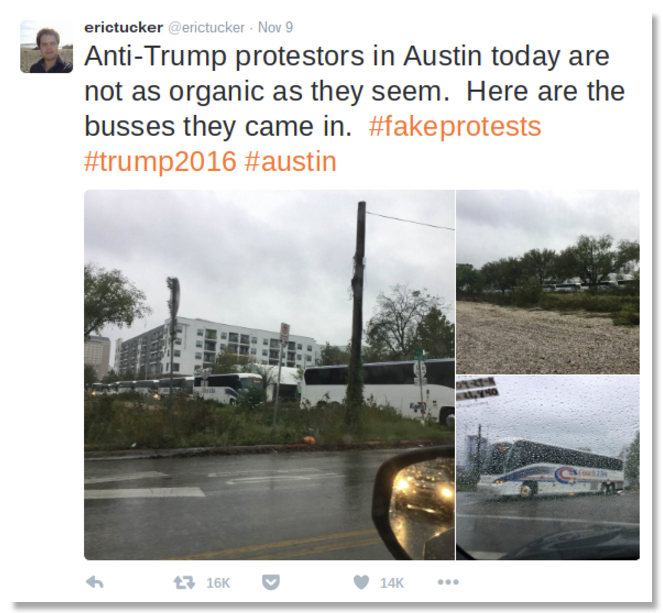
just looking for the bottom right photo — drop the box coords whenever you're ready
[455,375,639,561]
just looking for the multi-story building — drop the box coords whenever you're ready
[115,316,322,377]
[84,336,111,380]
[114,326,167,378]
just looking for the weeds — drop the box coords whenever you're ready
[459,287,639,326]
[84,396,453,451]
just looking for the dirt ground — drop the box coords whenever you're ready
[456,301,639,375]
[20,48,73,73]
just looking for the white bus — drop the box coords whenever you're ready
[193,372,263,404]
[301,359,455,426]
[135,379,160,399]
[158,376,195,399]
[477,438,624,499]
[117,381,137,394]
[262,366,301,403]
[90,383,106,396]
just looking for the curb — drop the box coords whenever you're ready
[84,438,452,461]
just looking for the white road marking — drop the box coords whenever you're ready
[457,513,639,527]
[85,488,205,499]
[84,471,170,484]
[208,468,321,478]
[226,473,340,484]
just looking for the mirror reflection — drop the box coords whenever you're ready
[390,459,455,559]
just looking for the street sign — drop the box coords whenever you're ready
[279,322,290,345]
[456,377,496,390]
[456,388,499,402]
[413,350,426,361]
[413,362,427,377]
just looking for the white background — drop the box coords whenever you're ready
[4,0,653,606]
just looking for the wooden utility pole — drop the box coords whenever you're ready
[345,201,366,426]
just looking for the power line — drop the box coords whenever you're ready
[367,211,455,231]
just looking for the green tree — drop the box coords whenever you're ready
[84,364,98,387]
[625,431,639,485]
[456,263,485,295]
[210,348,250,374]
[413,306,455,358]
[521,248,557,284]
[556,235,640,285]
[482,257,523,293]
[319,342,351,365]
[364,285,448,361]
[84,263,152,339]
[102,368,121,384]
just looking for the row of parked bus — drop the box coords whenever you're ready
[542,280,635,292]
[86,359,456,425]
[87,368,302,404]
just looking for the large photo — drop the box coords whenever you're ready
[84,190,456,561]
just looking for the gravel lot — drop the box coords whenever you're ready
[457,302,639,375]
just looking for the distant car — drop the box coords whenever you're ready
[392,460,454,517]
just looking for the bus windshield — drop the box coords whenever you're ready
[481,443,512,475]
[241,377,263,390]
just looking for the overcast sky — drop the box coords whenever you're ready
[85,190,455,356]
[456,191,639,268]
[456,375,639,461]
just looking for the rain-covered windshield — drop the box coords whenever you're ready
[456,375,639,561]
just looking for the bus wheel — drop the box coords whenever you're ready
[520,482,537,500]
[439,408,455,428]
[600,483,609,495]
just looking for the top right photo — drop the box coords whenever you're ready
[456,190,639,375]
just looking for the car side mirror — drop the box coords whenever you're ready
[372,446,455,560]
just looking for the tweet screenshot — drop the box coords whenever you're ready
[8,0,652,605]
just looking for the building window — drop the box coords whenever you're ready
[263,338,268,345]
[195,352,202,359]
[176,325,183,333]
[173,363,180,372]
[219,343,227,350]
[251,336,258,344]
[196,340,203,348]
[306,355,312,361]
[175,338,182,345]
[297,344,302,350]
[297,354,302,360]
[221,332,227,339]
[262,349,268,356]
[229,333,239,343]
[197,329,204,336]
[174,350,181,357]
[270,339,279,348]
[307,345,313,352]
[240,334,250,345]
[205,330,217,340]
[250,348,257,355]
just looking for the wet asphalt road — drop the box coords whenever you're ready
[456,490,639,559]
[85,449,417,561]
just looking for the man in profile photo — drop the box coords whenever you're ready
[30,28,72,73]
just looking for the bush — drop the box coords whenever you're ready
[512,277,543,307]
[613,303,640,326]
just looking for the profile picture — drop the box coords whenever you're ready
[20,21,73,73]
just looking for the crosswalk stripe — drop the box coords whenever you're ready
[85,487,204,499]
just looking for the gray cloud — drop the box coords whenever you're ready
[456,190,639,267]
[85,190,455,356]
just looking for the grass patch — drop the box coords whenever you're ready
[84,395,454,451]
[459,286,639,326]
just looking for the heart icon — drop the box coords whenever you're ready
[354,575,369,590]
